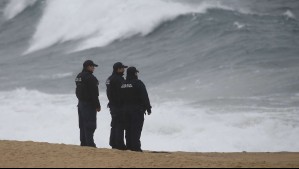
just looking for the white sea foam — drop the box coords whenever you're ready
[0,88,298,152]
[283,10,296,19]
[234,21,245,29]
[3,0,37,20]
[37,72,73,80]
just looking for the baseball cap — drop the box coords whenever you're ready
[127,67,139,75]
[113,62,128,70]
[83,60,98,68]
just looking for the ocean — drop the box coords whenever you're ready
[0,0,298,152]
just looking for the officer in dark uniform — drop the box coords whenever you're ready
[121,67,152,152]
[106,62,128,150]
[75,60,101,148]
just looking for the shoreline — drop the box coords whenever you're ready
[1,140,299,168]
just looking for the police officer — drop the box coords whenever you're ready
[106,62,128,150]
[75,60,101,148]
[121,67,152,152]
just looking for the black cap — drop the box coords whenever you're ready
[83,60,98,68]
[127,67,139,75]
[113,62,128,70]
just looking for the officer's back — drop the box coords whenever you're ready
[121,67,151,152]
[121,69,151,111]
[122,80,144,109]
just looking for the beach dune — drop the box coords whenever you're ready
[0,141,298,168]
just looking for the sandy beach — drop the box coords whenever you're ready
[0,141,298,168]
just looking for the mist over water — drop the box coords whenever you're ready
[0,0,298,152]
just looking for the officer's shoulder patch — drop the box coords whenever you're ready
[75,77,82,82]
[121,83,133,88]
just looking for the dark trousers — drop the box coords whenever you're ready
[124,108,145,152]
[78,101,97,148]
[109,107,126,150]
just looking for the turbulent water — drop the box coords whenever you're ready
[0,0,299,152]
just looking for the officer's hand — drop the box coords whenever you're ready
[147,109,152,115]
[96,107,101,112]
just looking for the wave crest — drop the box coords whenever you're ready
[26,0,231,53]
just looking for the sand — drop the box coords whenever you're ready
[0,140,298,168]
